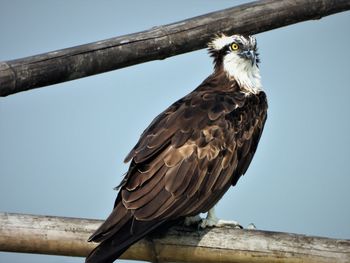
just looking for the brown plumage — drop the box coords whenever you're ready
[86,34,268,263]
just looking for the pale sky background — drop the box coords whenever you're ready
[0,1,349,263]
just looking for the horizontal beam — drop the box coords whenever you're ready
[0,212,349,262]
[1,0,350,96]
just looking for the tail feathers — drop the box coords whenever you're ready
[86,219,137,263]
[86,219,165,263]
[89,202,130,242]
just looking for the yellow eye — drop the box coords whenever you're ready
[231,43,239,50]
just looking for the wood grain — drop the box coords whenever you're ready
[0,212,349,262]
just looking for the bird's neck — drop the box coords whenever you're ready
[198,65,263,96]
[222,57,263,95]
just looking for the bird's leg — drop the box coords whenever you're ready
[199,207,219,228]
[200,206,243,229]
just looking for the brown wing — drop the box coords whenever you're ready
[87,84,267,263]
[120,88,267,221]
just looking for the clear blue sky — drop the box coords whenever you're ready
[1,1,349,262]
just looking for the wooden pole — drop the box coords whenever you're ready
[0,212,349,262]
[1,0,349,97]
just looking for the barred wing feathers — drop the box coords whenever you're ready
[86,78,267,263]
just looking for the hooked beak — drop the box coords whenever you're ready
[240,50,257,66]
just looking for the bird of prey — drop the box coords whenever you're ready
[86,34,268,263]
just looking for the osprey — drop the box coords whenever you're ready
[86,34,268,263]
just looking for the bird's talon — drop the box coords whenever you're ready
[199,217,219,228]
[247,223,257,230]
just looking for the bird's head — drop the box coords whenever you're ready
[208,34,262,93]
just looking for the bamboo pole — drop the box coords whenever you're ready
[0,212,349,262]
[1,0,350,97]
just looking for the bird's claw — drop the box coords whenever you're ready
[199,216,219,228]
[247,223,257,230]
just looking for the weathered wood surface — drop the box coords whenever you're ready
[0,212,349,262]
[1,0,350,97]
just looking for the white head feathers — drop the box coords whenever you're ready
[208,34,236,51]
[208,34,262,94]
